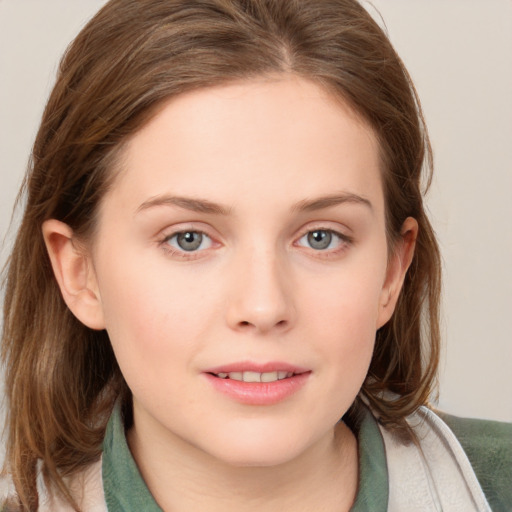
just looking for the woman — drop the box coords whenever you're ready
[2,0,510,510]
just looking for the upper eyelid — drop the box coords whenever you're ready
[295,223,352,240]
[162,228,210,240]
[159,223,217,240]
[295,228,351,245]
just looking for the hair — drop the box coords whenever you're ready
[1,0,441,509]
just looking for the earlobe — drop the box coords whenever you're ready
[377,217,418,328]
[42,219,106,330]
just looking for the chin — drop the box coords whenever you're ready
[200,426,316,468]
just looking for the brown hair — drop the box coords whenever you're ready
[1,0,440,509]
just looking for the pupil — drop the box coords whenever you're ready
[177,232,202,251]
[308,230,331,250]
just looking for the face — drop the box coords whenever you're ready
[82,76,407,467]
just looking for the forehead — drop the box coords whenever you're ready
[104,76,383,216]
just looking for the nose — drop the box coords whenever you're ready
[225,247,295,335]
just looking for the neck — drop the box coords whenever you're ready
[127,419,359,512]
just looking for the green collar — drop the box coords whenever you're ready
[349,405,388,511]
[102,404,162,512]
[102,404,388,511]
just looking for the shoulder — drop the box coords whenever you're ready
[437,411,512,511]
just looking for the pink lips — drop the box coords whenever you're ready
[203,361,311,405]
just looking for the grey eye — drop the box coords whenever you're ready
[169,231,210,252]
[307,230,332,250]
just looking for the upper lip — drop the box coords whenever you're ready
[205,361,310,375]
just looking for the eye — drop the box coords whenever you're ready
[164,231,212,252]
[297,229,347,251]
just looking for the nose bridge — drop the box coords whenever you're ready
[226,240,294,334]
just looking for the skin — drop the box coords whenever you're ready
[44,75,417,511]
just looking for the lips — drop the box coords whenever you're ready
[203,362,311,405]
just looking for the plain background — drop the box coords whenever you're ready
[0,0,511,449]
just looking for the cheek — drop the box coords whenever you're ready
[294,276,379,433]
[299,256,387,383]
[304,257,386,339]
[94,249,219,379]
[313,286,378,376]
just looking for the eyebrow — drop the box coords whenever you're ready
[136,192,372,216]
[292,193,373,213]
[137,195,232,215]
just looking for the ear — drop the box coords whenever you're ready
[42,219,105,330]
[376,217,418,328]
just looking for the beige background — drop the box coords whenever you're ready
[1,0,511,424]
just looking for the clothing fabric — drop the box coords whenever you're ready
[379,407,491,511]
[2,404,511,511]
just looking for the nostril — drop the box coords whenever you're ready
[238,320,287,329]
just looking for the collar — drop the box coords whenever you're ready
[349,405,388,511]
[101,403,388,511]
[102,403,162,511]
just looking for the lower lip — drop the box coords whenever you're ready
[204,372,311,405]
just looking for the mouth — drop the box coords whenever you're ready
[209,370,302,383]
[203,363,311,405]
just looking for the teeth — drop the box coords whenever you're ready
[243,371,261,382]
[221,371,294,382]
[260,371,278,383]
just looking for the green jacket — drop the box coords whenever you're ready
[440,412,512,511]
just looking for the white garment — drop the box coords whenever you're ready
[379,406,492,512]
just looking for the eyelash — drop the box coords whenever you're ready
[295,227,353,258]
[159,226,353,260]
[160,229,214,260]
